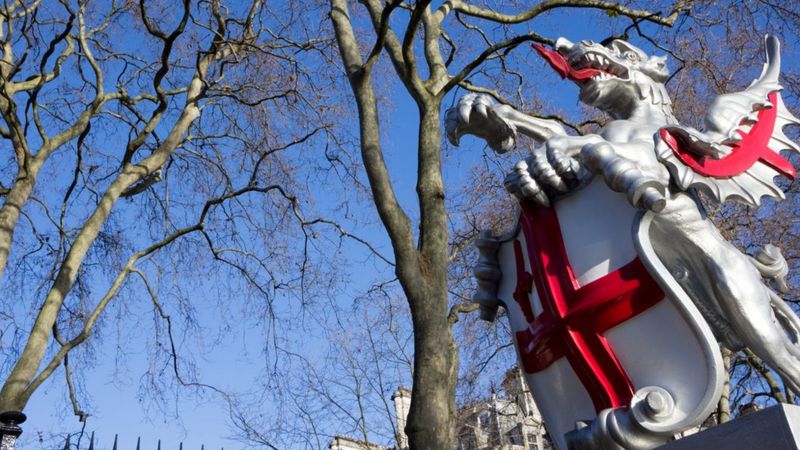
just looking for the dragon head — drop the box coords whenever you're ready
[535,38,672,118]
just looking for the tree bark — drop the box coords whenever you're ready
[330,2,458,446]
[403,106,458,450]
[0,172,37,280]
[405,288,458,449]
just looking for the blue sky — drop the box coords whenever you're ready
[15,4,669,449]
[12,2,800,449]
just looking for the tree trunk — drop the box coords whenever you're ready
[403,106,458,450]
[0,104,199,412]
[329,3,459,445]
[0,163,41,281]
[405,288,458,449]
[0,168,140,411]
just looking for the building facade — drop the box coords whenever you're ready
[330,367,551,450]
[455,367,551,450]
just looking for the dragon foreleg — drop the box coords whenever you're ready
[581,142,668,212]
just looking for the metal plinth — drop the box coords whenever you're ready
[660,404,800,450]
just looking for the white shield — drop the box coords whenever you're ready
[488,180,724,450]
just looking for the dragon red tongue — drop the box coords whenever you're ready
[533,44,602,81]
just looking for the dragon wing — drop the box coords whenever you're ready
[656,35,800,207]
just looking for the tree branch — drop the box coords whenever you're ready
[441,32,551,94]
[448,301,480,325]
[436,0,690,27]
[329,0,420,291]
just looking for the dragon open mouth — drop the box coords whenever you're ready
[534,44,629,84]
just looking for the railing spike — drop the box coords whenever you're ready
[112,434,118,450]
[136,436,141,450]
[62,434,71,450]
[88,431,95,450]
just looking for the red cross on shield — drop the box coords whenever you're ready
[513,202,664,412]
[489,180,724,450]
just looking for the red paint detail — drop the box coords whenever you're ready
[533,44,603,82]
[512,240,535,324]
[661,92,796,180]
[512,202,664,412]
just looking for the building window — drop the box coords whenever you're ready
[508,424,524,445]
[459,435,477,450]
[527,433,539,450]
[478,411,491,430]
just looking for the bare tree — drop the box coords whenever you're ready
[0,0,343,425]
[328,1,688,447]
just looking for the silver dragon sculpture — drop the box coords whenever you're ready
[447,35,800,448]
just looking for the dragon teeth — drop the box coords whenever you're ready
[592,72,612,81]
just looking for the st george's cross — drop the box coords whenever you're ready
[511,202,663,412]
[469,182,724,450]
[449,33,800,450]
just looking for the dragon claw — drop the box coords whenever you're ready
[532,151,568,193]
[459,102,472,124]
[445,109,462,146]
[474,101,488,119]
[444,93,518,153]
[504,159,550,206]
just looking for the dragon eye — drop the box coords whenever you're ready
[624,51,639,62]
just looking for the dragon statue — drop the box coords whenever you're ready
[446,36,800,449]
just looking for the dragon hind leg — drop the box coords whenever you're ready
[650,194,800,395]
[710,260,800,396]
[769,290,800,361]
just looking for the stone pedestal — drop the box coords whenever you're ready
[660,404,800,450]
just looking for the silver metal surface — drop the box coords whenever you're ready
[565,387,679,450]
[656,38,800,206]
[474,230,503,322]
[448,35,800,450]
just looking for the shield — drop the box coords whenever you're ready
[485,179,724,450]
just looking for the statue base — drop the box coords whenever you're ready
[659,404,800,450]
